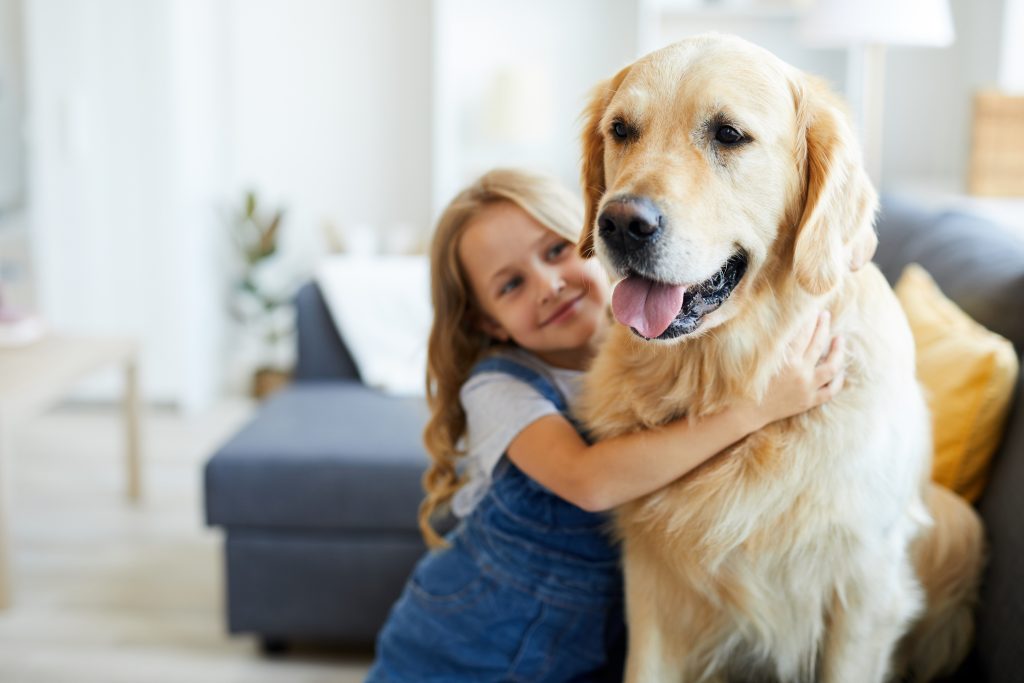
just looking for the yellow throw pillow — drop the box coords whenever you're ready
[895,264,1019,502]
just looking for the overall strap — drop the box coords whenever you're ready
[465,354,615,569]
[470,356,568,413]
[470,354,591,443]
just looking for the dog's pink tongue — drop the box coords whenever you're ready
[611,276,687,339]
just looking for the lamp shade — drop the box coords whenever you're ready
[800,0,955,47]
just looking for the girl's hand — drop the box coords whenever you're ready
[748,311,846,429]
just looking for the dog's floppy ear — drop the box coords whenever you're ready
[792,75,879,295]
[579,66,630,259]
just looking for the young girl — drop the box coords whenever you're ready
[366,168,851,682]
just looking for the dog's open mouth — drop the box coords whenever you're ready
[611,251,749,340]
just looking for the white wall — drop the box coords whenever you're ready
[21,0,433,408]
[1000,0,1024,91]
[167,0,232,411]
[432,0,640,217]
[0,0,26,212]
[23,0,190,405]
[882,0,1008,189]
[228,0,432,257]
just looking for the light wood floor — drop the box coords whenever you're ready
[0,401,373,682]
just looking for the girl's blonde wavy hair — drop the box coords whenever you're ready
[420,168,585,548]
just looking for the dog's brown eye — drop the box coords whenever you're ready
[715,125,743,145]
[611,120,630,141]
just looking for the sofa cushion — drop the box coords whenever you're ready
[205,382,430,532]
[895,264,1019,502]
[315,255,431,397]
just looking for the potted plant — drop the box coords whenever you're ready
[227,191,297,399]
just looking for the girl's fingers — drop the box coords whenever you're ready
[817,370,846,403]
[813,337,845,385]
[803,311,832,363]
[787,311,818,355]
[822,334,844,366]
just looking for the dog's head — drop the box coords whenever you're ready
[580,34,877,342]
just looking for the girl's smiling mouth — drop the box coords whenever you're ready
[540,293,585,327]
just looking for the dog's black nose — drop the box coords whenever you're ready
[598,197,663,252]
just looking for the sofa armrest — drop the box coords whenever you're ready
[876,195,1024,683]
[293,281,362,382]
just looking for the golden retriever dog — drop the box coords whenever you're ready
[576,34,985,683]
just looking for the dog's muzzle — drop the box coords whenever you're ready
[613,250,749,340]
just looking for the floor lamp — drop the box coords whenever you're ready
[800,0,955,188]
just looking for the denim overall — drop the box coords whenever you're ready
[366,356,626,682]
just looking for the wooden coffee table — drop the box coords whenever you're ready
[0,335,142,608]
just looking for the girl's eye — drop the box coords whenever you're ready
[547,241,570,260]
[499,276,522,296]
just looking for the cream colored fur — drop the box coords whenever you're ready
[577,34,984,683]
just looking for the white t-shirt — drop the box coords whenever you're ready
[452,348,584,518]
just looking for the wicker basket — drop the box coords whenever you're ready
[968,90,1024,197]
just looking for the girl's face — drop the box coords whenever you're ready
[458,201,611,370]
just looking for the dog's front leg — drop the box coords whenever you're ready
[621,543,688,683]
[621,543,723,683]
[820,556,923,683]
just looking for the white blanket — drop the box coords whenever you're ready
[315,255,431,396]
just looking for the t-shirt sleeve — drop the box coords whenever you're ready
[451,366,569,518]
[460,371,561,465]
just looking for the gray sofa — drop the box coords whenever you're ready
[203,284,437,650]
[204,195,1024,681]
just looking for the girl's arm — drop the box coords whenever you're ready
[507,311,845,512]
